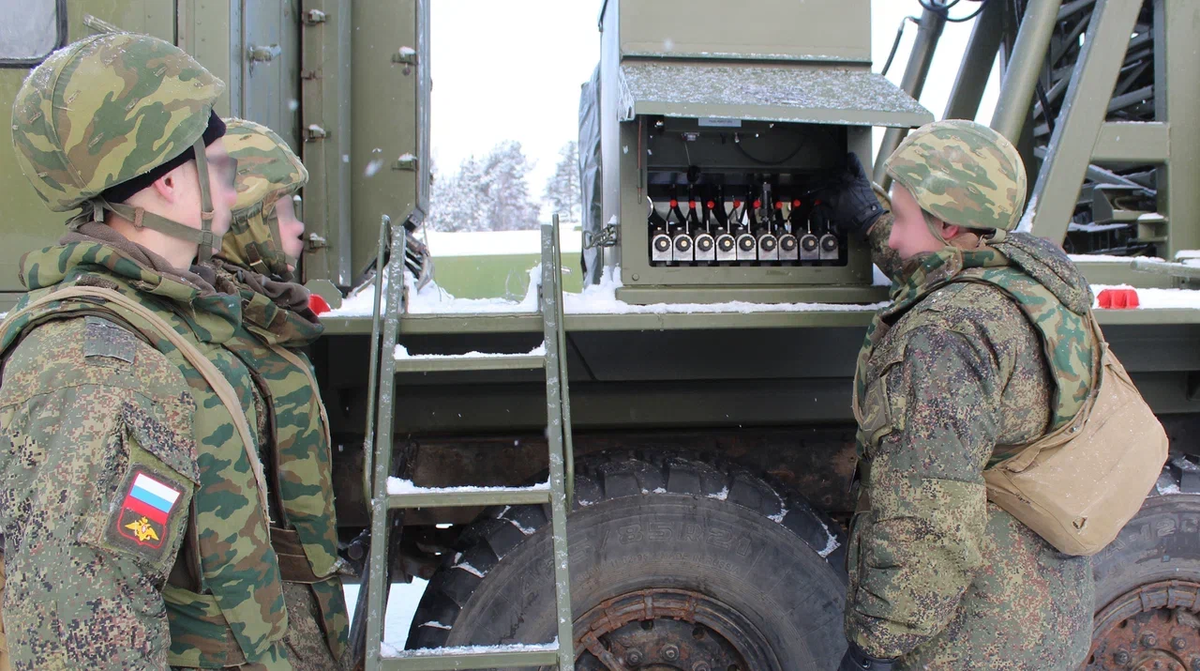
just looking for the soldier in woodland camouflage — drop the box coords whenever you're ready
[2,34,293,669]
[827,120,1096,670]
[214,118,350,670]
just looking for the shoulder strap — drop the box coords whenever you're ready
[2,286,271,521]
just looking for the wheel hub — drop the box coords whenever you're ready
[564,588,778,671]
[1088,580,1200,671]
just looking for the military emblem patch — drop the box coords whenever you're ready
[113,471,182,549]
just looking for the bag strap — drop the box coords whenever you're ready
[1,286,271,521]
[990,300,1107,472]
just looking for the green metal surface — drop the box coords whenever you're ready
[990,0,1064,142]
[539,219,576,671]
[394,354,546,373]
[942,0,1006,121]
[613,0,872,63]
[1026,0,1144,244]
[365,219,408,671]
[0,0,175,306]
[380,648,560,671]
[299,0,353,287]
[1156,0,1200,258]
[349,0,429,287]
[620,61,933,128]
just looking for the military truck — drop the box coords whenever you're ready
[2,1,1199,669]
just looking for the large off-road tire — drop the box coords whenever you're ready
[1087,459,1200,671]
[407,452,849,670]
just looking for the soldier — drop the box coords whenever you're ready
[827,121,1096,670]
[2,34,291,669]
[211,118,350,669]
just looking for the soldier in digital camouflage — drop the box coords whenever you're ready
[210,118,350,670]
[826,120,1097,670]
[2,33,294,669]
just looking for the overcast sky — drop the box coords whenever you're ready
[428,0,1001,194]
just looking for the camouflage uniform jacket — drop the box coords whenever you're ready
[211,259,349,664]
[0,237,291,670]
[846,223,1096,669]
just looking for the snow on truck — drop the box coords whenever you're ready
[2,0,1200,669]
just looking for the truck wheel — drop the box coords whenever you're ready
[407,452,849,669]
[1087,462,1200,671]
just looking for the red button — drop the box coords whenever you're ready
[670,199,678,208]
[309,294,331,315]
[792,199,801,208]
[1097,288,1139,309]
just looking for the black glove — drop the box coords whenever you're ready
[824,153,886,238]
[838,642,896,671]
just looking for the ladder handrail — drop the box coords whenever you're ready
[365,219,409,670]
[551,215,577,505]
[541,216,575,670]
[362,214,393,501]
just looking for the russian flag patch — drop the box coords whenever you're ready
[115,471,182,549]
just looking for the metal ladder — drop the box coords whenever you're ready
[359,214,576,670]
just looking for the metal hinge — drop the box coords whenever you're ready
[303,9,327,25]
[304,125,328,141]
[584,223,620,248]
[393,153,419,171]
[301,69,320,81]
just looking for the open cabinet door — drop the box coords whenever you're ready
[300,0,430,289]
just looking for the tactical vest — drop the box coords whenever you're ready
[853,243,1094,459]
[219,278,349,661]
[0,263,290,668]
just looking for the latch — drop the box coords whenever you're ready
[303,9,327,25]
[307,232,330,250]
[304,125,328,141]
[584,223,621,248]
[392,46,417,74]
[393,153,419,171]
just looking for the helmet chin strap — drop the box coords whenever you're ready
[71,138,218,264]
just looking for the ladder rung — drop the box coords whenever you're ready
[393,353,546,373]
[380,643,560,670]
[386,481,552,509]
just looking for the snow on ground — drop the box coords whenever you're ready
[343,579,429,649]
[425,229,581,257]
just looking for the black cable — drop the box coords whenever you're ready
[881,16,919,77]
[918,0,989,23]
[731,131,807,166]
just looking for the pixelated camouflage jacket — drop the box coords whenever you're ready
[211,259,349,661]
[846,230,1096,668]
[1,240,292,669]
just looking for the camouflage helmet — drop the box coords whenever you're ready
[885,119,1027,232]
[11,33,226,261]
[221,118,308,280]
